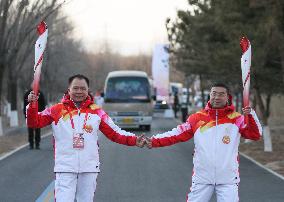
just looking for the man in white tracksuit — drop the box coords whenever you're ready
[145,83,262,202]
[26,74,144,202]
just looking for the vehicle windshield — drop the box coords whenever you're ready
[105,76,150,103]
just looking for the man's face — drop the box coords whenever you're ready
[68,78,89,102]
[209,87,228,108]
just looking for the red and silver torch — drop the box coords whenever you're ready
[32,21,48,107]
[240,37,251,123]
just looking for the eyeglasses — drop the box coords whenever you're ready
[210,92,227,98]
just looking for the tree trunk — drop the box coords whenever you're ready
[280,50,284,83]
[8,77,19,127]
[0,62,5,116]
[0,117,3,136]
[0,62,5,135]
[235,92,239,112]
[10,80,17,111]
[186,76,190,106]
[254,87,273,152]
[199,74,206,108]
[263,125,273,152]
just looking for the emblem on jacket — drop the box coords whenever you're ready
[222,135,230,144]
[84,125,93,133]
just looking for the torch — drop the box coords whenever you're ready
[240,37,251,123]
[32,21,48,107]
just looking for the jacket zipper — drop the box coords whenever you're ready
[73,101,81,173]
[77,107,81,173]
[214,109,218,184]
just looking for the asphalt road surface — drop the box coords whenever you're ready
[0,115,283,202]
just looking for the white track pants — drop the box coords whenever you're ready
[186,183,239,202]
[55,172,98,202]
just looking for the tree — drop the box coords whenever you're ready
[0,0,83,131]
[167,0,284,151]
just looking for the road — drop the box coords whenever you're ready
[0,115,284,202]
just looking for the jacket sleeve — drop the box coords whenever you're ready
[26,102,53,128]
[151,121,194,148]
[237,109,262,140]
[97,109,137,146]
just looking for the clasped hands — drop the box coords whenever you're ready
[136,135,152,149]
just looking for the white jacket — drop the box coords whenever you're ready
[152,102,262,184]
[27,95,137,173]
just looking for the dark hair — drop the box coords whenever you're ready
[210,82,230,94]
[68,74,89,87]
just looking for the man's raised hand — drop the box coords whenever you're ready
[27,91,39,103]
[242,106,252,116]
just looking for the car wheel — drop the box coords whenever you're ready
[145,125,151,131]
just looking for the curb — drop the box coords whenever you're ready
[240,152,284,181]
[0,131,52,161]
[35,181,54,202]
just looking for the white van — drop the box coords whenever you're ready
[102,71,153,131]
